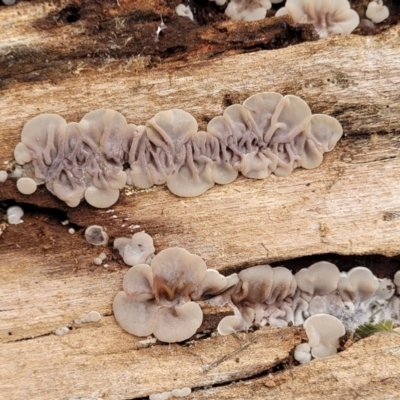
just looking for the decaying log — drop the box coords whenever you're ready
[1,1,400,399]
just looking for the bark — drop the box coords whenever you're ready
[0,1,400,399]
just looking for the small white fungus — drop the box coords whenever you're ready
[68,228,75,234]
[85,225,109,246]
[176,4,194,21]
[366,1,389,23]
[55,326,70,336]
[171,387,192,397]
[98,252,107,261]
[149,392,172,400]
[84,311,102,322]
[0,170,7,183]
[7,206,24,224]
[10,165,23,179]
[93,257,103,265]
[61,220,69,225]
[16,177,37,195]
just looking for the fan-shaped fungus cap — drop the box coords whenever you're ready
[295,261,341,302]
[217,315,248,335]
[114,247,208,342]
[281,0,360,38]
[84,186,120,208]
[114,232,155,266]
[337,267,379,309]
[232,264,274,304]
[146,109,197,152]
[151,247,207,302]
[191,269,228,300]
[113,264,158,337]
[303,314,345,359]
[268,266,297,305]
[366,1,389,23]
[294,343,311,364]
[85,225,109,246]
[16,177,37,195]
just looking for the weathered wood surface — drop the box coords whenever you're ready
[1,1,400,399]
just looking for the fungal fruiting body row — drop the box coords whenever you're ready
[113,233,400,362]
[13,92,343,208]
[207,0,361,35]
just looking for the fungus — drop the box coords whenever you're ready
[0,170,7,183]
[375,278,395,300]
[13,93,342,207]
[171,387,192,397]
[294,342,311,364]
[176,4,194,21]
[114,232,155,266]
[84,225,109,246]
[277,0,360,38]
[55,326,70,336]
[225,0,272,22]
[218,264,297,333]
[395,271,400,295]
[366,1,389,24]
[16,177,37,195]
[295,261,341,302]
[303,314,345,359]
[7,205,23,224]
[113,247,225,342]
[337,267,380,311]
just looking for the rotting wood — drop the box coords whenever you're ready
[0,324,301,400]
[1,1,400,399]
[190,329,400,400]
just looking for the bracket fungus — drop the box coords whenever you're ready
[113,247,227,342]
[110,234,400,345]
[303,314,345,359]
[13,92,342,208]
[276,0,360,38]
[295,261,341,302]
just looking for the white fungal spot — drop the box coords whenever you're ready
[55,327,70,336]
[93,257,103,265]
[16,177,37,195]
[0,170,7,183]
[171,387,192,397]
[75,311,102,324]
[61,219,69,225]
[7,206,24,225]
[68,228,75,234]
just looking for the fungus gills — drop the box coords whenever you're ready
[13,92,343,208]
[113,238,400,346]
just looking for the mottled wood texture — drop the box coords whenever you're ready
[1,0,400,399]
